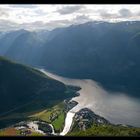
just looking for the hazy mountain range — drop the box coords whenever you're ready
[0,21,140,98]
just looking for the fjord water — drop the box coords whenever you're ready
[40,69,140,130]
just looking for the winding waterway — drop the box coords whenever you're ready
[40,69,140,135]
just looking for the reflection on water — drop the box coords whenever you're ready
[40,69,140,127]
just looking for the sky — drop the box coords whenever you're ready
[0,4,140,31]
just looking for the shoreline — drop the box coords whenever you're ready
[40,69,140,128]
[3,68,136,136]
[0,68,139,136]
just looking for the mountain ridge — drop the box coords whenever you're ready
[0,21,140,97]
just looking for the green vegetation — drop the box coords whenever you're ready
[52,112,65,132]
[0,56,66,114]
[67,124,140,136]
[30,102,66,133]
[29,132,45,136]
[0,101,67,136]
[0,56,77,129]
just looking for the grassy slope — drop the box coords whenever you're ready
[0,101,67,136]
[0,56,76,129]
[67,124,140,136]
[29,102,66,133]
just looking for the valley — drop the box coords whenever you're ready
[0,69,140,136]
[0,19,140,136]
[0,21,140,98]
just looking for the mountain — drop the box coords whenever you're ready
[39,21,140,97]
[0,21,140,97]
[0,56,75,115]
[4,30,43,66]
[0,27,73,67]
[0,29,28,55]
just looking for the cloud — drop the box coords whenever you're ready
[9,5,37,9]
[100,10,112,18]
[73,14,91,23]
[0,19,46,31]
[0,8,9,17]
[135,11,140,17]
[99,9,118,19]
[98,8,134,20]
[119,8,132,17]
[15,20,72,31]
[0,19,18,31]
[56,5,85,15]
[44,19,72,29]
[0,5,140,31]
[20,21,45,28]
[42,15,91,29]
[0,18,71,31]
[34,9,47,16]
